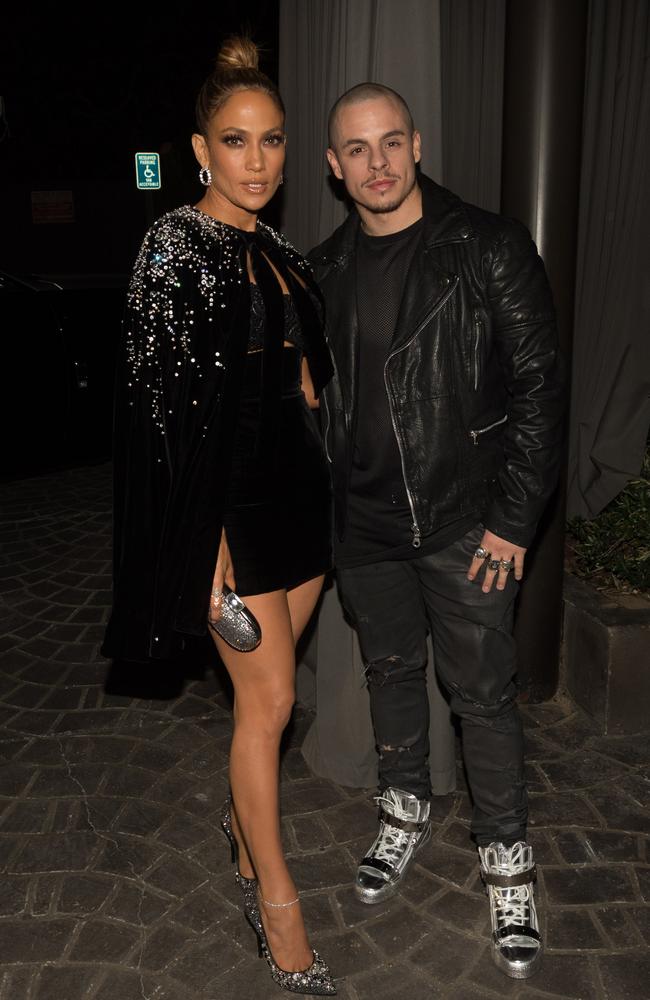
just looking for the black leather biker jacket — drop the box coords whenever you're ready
[309,175,565,550]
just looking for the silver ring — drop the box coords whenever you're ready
[474,547,490,560]
[499,559,513,571]
[488,559,501,571]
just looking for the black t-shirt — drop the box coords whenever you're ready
[336,219,476,568]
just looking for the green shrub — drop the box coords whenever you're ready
[567,445,650,595]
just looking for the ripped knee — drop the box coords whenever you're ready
[365,654,406,686]
[378,742,412,757]
[378,728,428,761]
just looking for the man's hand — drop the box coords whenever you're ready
[467,529,527,593]
[210,529,236,619]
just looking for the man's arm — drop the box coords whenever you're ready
[468,221,566,592]
[484,221,566,547]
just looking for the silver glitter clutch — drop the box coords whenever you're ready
[208,586,262,652]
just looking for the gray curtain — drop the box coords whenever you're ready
[279,0,442,253]
[440,0,506,212]
[279,0,456,795]
[567,0,650,519]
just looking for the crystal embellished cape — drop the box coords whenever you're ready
[102,206,333,662]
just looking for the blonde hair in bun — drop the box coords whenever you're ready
[195,35,284,134]
[216,36,260,72]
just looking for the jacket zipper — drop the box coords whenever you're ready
[320,338,340,464]
[469,413,507,445]
[384,275,459,547]
[473,315,482,391]
[321,389,333,463]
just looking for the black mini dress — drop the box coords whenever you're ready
[221,284,332,596]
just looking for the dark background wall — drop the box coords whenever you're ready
[0,4,280,276]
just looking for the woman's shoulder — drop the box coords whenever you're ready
[143,205,245,255]
[130,206,247,294]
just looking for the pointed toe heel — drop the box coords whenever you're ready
[249,896,337,995]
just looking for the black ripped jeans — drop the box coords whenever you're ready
[337,524,527,847]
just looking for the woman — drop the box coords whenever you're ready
[102,37,336,996]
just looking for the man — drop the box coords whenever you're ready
[309,83,565,980]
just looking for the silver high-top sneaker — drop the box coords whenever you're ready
[478,841,542,979]
[355,787,431,904]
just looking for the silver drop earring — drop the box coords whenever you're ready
[199,166,212,187]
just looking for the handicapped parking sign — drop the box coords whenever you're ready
[135,152,161,190]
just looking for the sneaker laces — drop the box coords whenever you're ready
[493,885,532,930]
[371,793,412,865]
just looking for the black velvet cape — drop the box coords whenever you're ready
[102,206,333,663]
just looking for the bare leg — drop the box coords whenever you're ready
[227,574,325,878]
[210,576,323,972]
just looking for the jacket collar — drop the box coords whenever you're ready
[312,173,475,266]
[420,174,475,247]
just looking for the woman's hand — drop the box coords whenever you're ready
[210,528,236,619]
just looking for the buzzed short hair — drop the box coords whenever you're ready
[328,83,415,147]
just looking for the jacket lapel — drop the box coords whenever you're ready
[389,248,457,354]
[325,254,359,428]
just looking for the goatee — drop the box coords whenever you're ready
[363,174,418,215]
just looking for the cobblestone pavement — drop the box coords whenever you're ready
[1,464,649,1000]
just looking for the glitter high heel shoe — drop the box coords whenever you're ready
[248,894,337,995]
[219,794,258,917]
